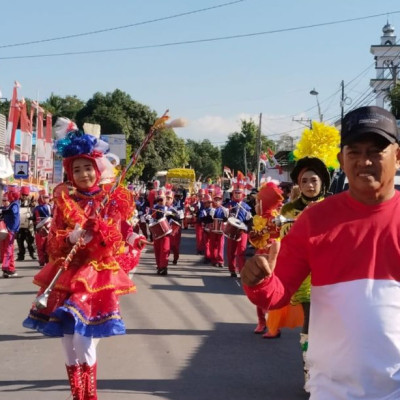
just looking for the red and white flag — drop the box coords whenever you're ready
[19,99,32,162]
[32,101,46,178]
[5,81,21,163]
[223,166,232,179]
[44,112,53,176]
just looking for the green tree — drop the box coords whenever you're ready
[42,93,85,121]
[0,99,10,117]
[76,89,188,182]
[222,119,275,175]
[186,139,221,181]
[389,83,400,119]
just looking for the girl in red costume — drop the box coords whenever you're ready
[23,118,146,400]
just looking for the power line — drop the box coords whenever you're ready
[0,0,245,49]
[1,9,400,60]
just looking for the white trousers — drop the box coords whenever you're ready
[61,333,99,366]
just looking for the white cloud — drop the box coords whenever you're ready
[177,112,307,145]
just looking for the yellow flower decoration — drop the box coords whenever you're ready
[253,215,267,232]
[293,121,340,170]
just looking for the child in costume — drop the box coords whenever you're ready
[23,118,147,400]
[248,181,290,334]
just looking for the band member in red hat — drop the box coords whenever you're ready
[194,188,206,255]
[0,188,20,278]
[209,188,229,267]
[16,185,36,261]
[33,190,52,267]
[199,194,213,263]
[226,185,252,277]
[165,190,183,265]
[151,190,171,275]
[23,118,142,400]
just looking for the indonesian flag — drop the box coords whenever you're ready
[246,172,256,191]
[223,165,232,179]
[266,148,279,168]
[44,113,53,174]
[19,99,32,162]
[5,81,21,163]
[32,101,45,178]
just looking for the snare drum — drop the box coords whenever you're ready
[211,218,224,234]
[149,217,172,240]
[170,219,181,235]
[0,220,8,241]
[223,217,247,241]
[36,217,52,237]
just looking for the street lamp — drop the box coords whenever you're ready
[310,88,323,122]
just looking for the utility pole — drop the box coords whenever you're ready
[243,146,247,176]
[340,80,345,124]
[255,113,262,188]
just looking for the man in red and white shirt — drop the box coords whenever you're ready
[241,106,400,399]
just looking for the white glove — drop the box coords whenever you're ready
[68,223,92,244]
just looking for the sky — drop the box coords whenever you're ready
[0,0,399,146]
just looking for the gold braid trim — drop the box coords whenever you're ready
[89,259,120,272]
[73,277,136,294]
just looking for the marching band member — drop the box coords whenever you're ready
[152,190,171,275]
[23,118,140,400]
[33,190,52,267]
[183,193,197,229]
[194,188,206,255]
[166,189,183,265]
[199,194,213,263]
[1,189,20,278]
[209,188,229,267]
[226,185,252,277]
[136,190,150,239]
[17,186,36,261]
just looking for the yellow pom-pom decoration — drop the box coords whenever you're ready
[293,121,340,170]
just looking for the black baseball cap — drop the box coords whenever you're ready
[341,106,399,147]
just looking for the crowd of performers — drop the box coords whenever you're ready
[0,115,326,398]
[0,152,326,397]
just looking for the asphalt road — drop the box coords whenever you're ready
[0,228,308,400]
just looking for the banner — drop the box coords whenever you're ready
[44,113,53,179]
[19,99,32,162]
[5,81,21,163]
[32,101,45,178]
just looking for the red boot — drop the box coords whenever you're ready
[82,362,98,400]
[65,364,84,400]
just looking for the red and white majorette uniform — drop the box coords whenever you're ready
[152,191,170,275]
[194,189,206,255]
[23,182,137,335]
[165,190,183,265]
[205,189,228,267]
[33,190,52,267]
[199,194,213,263]
[23,118,145,400]
[183,194,197,229]
[226,186,252,277]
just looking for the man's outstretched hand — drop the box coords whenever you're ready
[241,240,280,287]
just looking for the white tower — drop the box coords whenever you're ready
[370,22,400,108]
